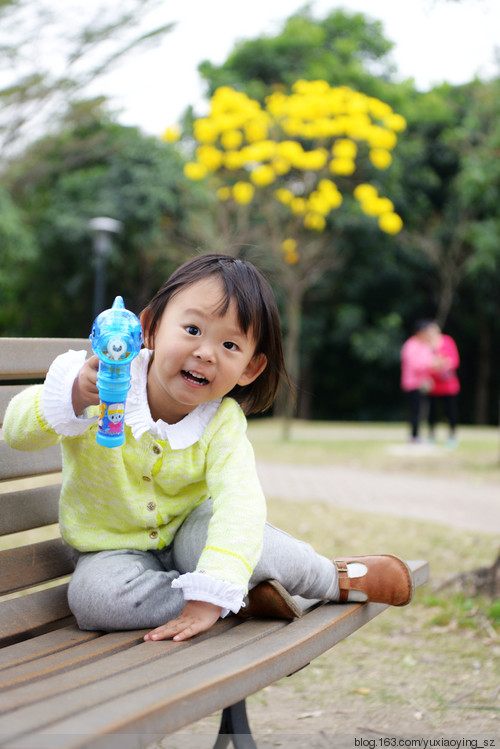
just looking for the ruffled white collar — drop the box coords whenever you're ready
[125,349,221,449]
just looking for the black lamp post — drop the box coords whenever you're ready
[89,217,122,319]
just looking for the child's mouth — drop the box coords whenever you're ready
[182,370,209,386]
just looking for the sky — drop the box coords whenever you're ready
[91,0,500,137]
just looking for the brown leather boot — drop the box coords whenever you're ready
[237,579,302,619]
[333,555,414,606]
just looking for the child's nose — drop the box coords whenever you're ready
[194,341,215,362]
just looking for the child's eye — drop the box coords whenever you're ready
[223,341,238,351]
[186,325,200,336]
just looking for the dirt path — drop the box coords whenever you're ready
[256,461,500,533]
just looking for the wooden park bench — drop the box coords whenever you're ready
[0,337,429,749]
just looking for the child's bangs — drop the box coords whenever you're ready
[215,269,265,345]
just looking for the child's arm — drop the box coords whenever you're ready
[5,350,100,450]
[144,600,222,642]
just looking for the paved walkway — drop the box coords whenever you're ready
[256,461,500,534]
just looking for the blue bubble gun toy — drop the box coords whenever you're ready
[89,296,143,447]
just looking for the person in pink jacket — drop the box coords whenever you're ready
[427,322,460,447]
[400,320,435,442]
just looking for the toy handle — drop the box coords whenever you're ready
[96,361,130,447]
[89,296,143,448]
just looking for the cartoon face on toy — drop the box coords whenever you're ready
[107,403,124,424]
[106,336,127,360]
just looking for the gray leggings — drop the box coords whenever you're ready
[67,500,335,630]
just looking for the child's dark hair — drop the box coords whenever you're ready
[413,319,435,335]
[141,253,290,414]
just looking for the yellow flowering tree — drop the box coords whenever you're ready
[167,80,406,419]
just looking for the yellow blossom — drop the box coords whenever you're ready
[216,186,232,201]
[378,212,403,234]
[384,113,407,132]
[193,118,218,144]
[224,151,244,170]
[162,126,180,143]
[307,192,331,216]
[275,188,294,205]
[272,157,291,175]
[359,196,387,217]
[196,145,223,171]
[354,184,378,202]
[183,82,404,237]
[241,140,277,163]
[245,119,269,142]
[250,165,275,187]
[298,149,329,171]
[183,162,207,180]
[232,181,255,205]
[290,197,307,215]
[221,129,243,150]
[368,126,397,150]
[329,158,356,176]
[277,140,304,163]
[332,139,357,159]
[281,238,297,253]
[370,149,393,170]
[368,97,393,120]
[304,212,326,231]
[319,181,343,209]
[285,250,299,264]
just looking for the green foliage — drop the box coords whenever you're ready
[0,183,36,331]
[2,100,203,335]
[198,7,395,101]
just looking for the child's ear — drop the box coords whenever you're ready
[238,353,267,386]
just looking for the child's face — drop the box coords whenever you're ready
[145,278,267,424]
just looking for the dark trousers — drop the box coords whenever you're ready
[428,395,458,436]
[407,389,425,439]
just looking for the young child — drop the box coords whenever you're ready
[4,253,413,642]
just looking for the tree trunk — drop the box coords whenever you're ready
[279,281,304,438]
[435,550,500,598]
[474,315,491,425]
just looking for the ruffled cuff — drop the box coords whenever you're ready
[171,571,246,618]
[42,350,98,436]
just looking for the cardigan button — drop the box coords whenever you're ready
[147,501,157,512]
[149,530,159,540]
[142,476,151,482]
[153,444,161,455]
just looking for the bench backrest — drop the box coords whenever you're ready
[0,338,92,647]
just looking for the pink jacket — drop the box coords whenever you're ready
[429,335,460,396]
[400,336,434,392]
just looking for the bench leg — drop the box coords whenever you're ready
[213,699,257,749]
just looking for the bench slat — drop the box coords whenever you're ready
[0,485,60,535]
[0,560,429,748]
[0,630,152,690]
[0,585,72,646]
[0,626,98,672]
[0,339,91,380]
[0,539,75,595]
[0,386,26,426]
[0,601,386,747]
[0,441,62,481]
[0,617,255,715]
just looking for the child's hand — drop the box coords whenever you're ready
[144,600,222,642]
[72,355,100,416]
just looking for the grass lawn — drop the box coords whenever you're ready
[247,419,500,482]
[165,420,500,745]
